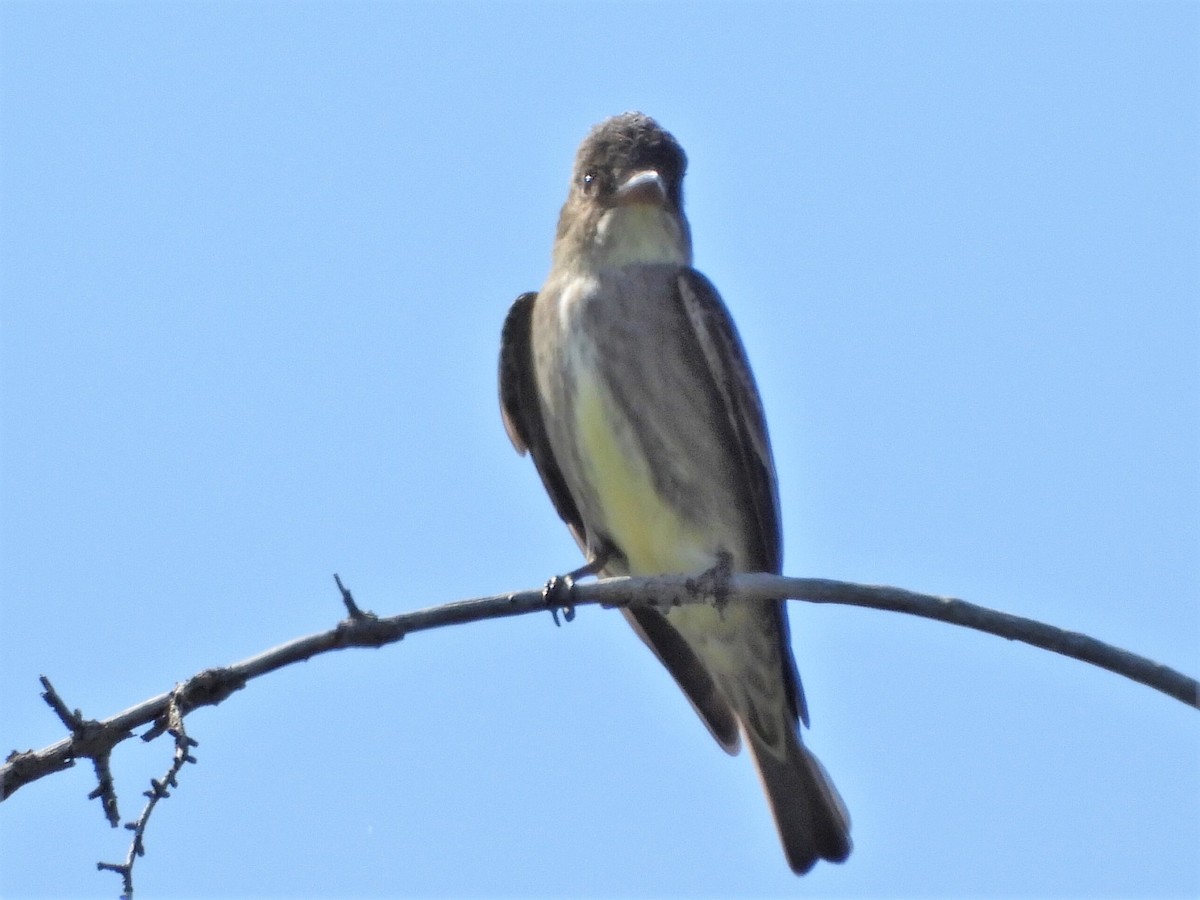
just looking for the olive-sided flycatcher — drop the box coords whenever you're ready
[498,112,851,874]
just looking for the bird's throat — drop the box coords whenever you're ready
[589,205,691,269]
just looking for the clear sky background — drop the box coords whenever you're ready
[2,2,1197,897]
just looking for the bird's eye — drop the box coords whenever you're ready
[581,172,598,191]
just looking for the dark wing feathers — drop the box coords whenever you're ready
[498,292,539,456]
[673,270,808,729]
[621,606,741,752]
[675,271,782,573]
[499,292,586,547]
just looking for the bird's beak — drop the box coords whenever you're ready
[614,169,668,208]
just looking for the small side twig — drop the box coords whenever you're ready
[334,572,369,619]
[97,687,198,900]
[37,675,127,826]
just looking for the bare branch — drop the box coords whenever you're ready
[4,573,1195,812]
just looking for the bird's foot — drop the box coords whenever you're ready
[542,550,613,626]
[686,550,734,619]
[542,573,577,626]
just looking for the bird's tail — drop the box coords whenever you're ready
[745,724,852,874]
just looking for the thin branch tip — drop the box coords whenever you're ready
[334,572,369,619]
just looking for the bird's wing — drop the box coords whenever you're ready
[674,270,782,572]
[621,604,742,752]
[672,269,807,728]
[499,291,586,548]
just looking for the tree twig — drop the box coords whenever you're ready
[96,687,198,899]
[4,573,1195,813]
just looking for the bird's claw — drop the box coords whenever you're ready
[687,550,734,619]
[543,574,577,626]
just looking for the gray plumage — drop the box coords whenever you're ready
[499,112,851,873]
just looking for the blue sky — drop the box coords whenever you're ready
[2,2,1197,897]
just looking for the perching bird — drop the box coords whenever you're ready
[499,112,851,874]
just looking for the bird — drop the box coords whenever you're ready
[498,111,851,874]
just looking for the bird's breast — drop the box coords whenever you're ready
[569,365,717,575]
[533,272,731,575]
